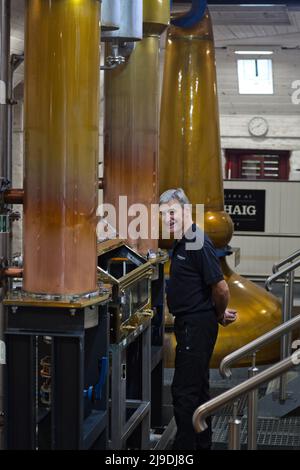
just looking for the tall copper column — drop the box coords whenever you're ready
[160,12,233,248]
[24,0,100,296]
[104,0,170,255]
[160,10,281,367]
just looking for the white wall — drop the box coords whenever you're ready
[219,114,300,180]
[215,47,300,277]
[216,47,300,116]
[216,47,300,181]
[224,180,300,277]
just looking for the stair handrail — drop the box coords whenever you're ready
[212,257,300,449]
[272,248,300,274]
[193,349,300,434]
[266,255,300,403]
[219,314,300,378]
[220,257,300,379]
[265,258,300,291]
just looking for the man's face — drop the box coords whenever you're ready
[160,199,184,235]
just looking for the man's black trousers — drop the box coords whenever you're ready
[171,311,219,450]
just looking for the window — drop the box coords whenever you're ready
[225,150,290,181]
[237,59,274,94]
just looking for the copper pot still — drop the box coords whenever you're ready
[159,9,281,368]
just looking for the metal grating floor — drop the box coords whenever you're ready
[212,416,300,449]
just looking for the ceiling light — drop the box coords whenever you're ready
[235,51,274,55]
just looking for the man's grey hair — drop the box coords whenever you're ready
[159,188,190,207]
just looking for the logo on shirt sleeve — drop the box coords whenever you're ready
[177,254,186,261]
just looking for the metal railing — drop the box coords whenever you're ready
[220,315,300,379]
[265,256,300,402]
[193,349,300,449]
[193,249,300,450]
[272,248,300,274]
[265,258,300,291]
[219,314,300,450]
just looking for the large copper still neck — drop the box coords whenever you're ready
[160,10,233,248]
[23,0,100,296]
[160,9,281,367]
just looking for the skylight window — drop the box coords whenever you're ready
[237,59,274,95]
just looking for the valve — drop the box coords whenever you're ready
[106,44,125,67]
[84,356,108,403]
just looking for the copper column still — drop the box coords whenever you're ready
[23,0,100,296]
[160,10,281,368]
[104,0,170,255]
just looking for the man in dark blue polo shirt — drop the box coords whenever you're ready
[160,188,237,451]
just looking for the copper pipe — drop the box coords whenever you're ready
[3,189,24,205]
[3,267,23,278]
[23,0,100,295]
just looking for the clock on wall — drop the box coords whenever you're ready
[248,117,269,137]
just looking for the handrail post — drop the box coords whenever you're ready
[228,401,241,450]
[288,270,294,354]
[280,275,290,401]
[247,353,259,450]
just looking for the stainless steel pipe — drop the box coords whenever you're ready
[247,355,259,450]
[194,353,300,434]
[220,314,300,379]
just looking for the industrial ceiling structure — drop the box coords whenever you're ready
[10,1,300,91]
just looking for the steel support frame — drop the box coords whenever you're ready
[110,319,151,450]
[5,302,109,450]
[150,261,165,429]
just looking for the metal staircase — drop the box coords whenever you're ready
[193,249,300,450]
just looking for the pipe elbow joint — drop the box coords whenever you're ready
[265,280,273,292]
[193,407,208,433]
[171,0,207,29]
[219,360,232,379]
